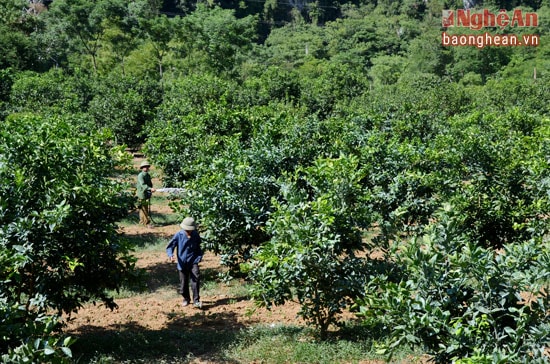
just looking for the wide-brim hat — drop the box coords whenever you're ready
[140,160,151,168]
[180,217,196,230]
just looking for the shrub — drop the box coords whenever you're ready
[247,155,372,339]
[356,205,550,362]
[0,113,135,357]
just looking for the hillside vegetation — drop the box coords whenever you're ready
[1,0,549,362]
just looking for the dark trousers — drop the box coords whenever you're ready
[179,264,200,303]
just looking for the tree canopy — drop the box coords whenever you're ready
[1,0,549,362]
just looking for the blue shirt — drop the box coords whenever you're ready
[166,229,203,270]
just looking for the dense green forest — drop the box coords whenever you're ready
[1,0,549,362]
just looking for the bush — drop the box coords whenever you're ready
[0,113,135,357]
[356,205,550,362]
[88,74,162,149]
[247,155,372,339]
[8,69,92,115]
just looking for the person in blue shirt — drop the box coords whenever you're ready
[166,217,204,308]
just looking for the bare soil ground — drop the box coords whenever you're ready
[65,212,308,333]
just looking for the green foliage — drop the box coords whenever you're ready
[178,147,274,274]
[88,74,162,148]
[356,205,550,362]
[0,25,37,71]
[166,106,303,273]
[43,0,146,75]
[0,308,76,364]
[369,55,406,86]
[440,110,550,248]
[44,0,106,72]
[1,0,549,358]
[0,68,15,118]
[178,5,258,74]
[248,155,371,339]
[473,77,550,114]
[0,114,136,355]
[138,14,180,78]
[166,109,372,278]
[144,74,247,185]
[261,23,327,68]
[298,60,368,119]
[240,66,302,105]
[8,69,93,115]
[0,0,26,27]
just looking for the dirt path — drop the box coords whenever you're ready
[63,157,318,360]
[64,226,306,333]
[63,156,418,364]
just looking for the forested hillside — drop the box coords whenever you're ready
[1,0,549,362]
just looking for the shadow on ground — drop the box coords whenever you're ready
[69,311,245,363]
[123,208,180,228]
[143,262,220,293]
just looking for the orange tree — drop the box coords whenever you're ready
[354,109,550,362]
[246,155,373,339]
[0,114,135,361]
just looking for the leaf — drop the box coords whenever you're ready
[63,336,73,347]
[61,346,73,358]
[375,347,388,355]
[476,306,490,314]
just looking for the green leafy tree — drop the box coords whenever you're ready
[405,29,451,77]
[0,0,44,34]
[299,60,368,119]
[33,14,70,69]
[0,68,15,117]
[139,14,179,79]
[240,66,302,105]
[0,0,26,27]
[368,54,406,86]
[88,74,162,148]
[248,155,372,339]
[99,0,143,76]
[144,73,246,184]
[441,110,550,249]
[163,105,303,275]
[260,23,327,68]
[472,77,550,115]
[0,114,135,354]
[178,138,275,275]
[0,24,37,71]
[323,13,406,66]
[44,0,119,73]
[356,205,550,362]
[177,5,258,75]
[8,69,93,116]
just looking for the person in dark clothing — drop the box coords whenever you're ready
[166,217,204,308]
